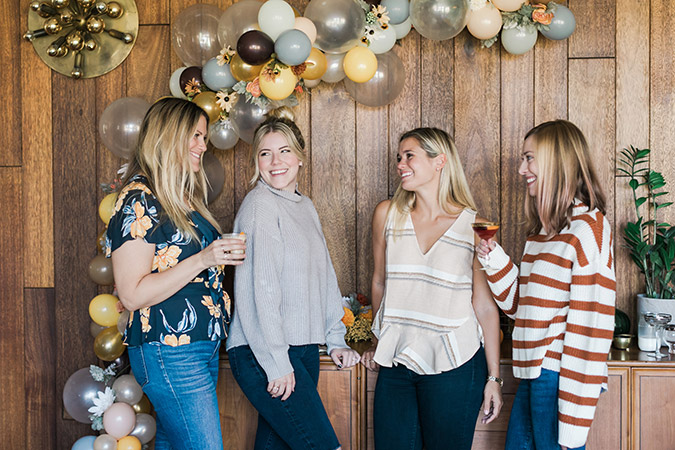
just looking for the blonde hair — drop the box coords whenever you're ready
[523,120,606,237]
[388,128,477,232]
[121,97,221,241]
[249,107,306,185]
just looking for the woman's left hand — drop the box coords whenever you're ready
[480,380,503,424]
[330,348,360,369]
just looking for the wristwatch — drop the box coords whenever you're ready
[487,375,503,387]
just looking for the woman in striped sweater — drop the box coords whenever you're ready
[476,120,616,450]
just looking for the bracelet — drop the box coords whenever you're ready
[487,375,503,387]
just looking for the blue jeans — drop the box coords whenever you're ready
[128,340,223,450]
[373,346,487,450]
[505,369,585,450]
[228,344,340,450]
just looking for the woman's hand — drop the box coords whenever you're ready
[268,372,295,401]
[200,237,246,268]
[360,343,379,372]
[476,238,496,259]
[330,348,360,369]
[480,379,503,424]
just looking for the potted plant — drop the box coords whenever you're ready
[619,146,675,349]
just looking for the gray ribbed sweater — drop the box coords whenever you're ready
[226,181,348,381]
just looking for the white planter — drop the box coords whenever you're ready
[637,294,675,351]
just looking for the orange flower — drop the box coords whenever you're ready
[342,307,355,327]
[130,202,153,239]
[163,334,191,347]
[246,78,262,97]
[361,309,373,321]
[532,8,553,25]
[223,291,232,316]
[153,245,182,272]
[201,295,222,318]
[140,307,151,333]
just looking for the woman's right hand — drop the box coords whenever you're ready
[476,239,496,259]
[360,343,379,372]
[200,237,246,268]
[268,372,295,401]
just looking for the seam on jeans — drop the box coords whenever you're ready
[156,346,196,450]
[135,345,150,388]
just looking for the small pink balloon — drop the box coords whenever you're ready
[294,17,317,44]
[102,402,136,439]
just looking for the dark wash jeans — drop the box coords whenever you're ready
[228,344,340,450]
[373,346,487,450]
[505,368,586,450]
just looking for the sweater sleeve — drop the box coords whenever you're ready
[557,221,616,448]
[479,243,521,319]
[233,194,293,381]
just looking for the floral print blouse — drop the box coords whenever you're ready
[105,174,229,347]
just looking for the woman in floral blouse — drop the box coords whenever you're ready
[106,97,245,450]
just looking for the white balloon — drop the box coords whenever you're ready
[392,17,412,39]
[321,53,346,83]
[304,78,321,88]
[170,67,188,99]
[258,0,295,41]
[366,26,397,54]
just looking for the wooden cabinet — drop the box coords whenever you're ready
[631,367,675,450]
[586,367,630,450]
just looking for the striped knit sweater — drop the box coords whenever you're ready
[479,201,615,448]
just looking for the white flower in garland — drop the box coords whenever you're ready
[88,386,116,417]
[470,0,488,11]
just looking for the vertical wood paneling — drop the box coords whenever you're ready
[0,0,21,165]
[420,38,454,133]
[569,0,616,58]
[534,37,568,123]
[24,288,56,450]
[454,34,500,218]
[0,168,25,449]
[21,0,54,288]
[127,26,171,102]
[138,0,170,25]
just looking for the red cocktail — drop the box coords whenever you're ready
[471,222,500,241]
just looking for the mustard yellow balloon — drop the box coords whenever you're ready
[259,64,298,101]
[98,192,118,225]
[192,91,223,124]
[94,326,125,361]
[230,53,264,82]
[117,435,142,450]
[301,48,327,80]
[343,47,377,83]
[89,293,121,327]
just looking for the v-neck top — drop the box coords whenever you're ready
[372,208,483,374]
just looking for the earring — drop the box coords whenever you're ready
[436,167,441,172]
[299,162,303,167]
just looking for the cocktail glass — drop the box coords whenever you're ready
[664,324,675,355]
[643,312,672,358]
[472,222,500,269]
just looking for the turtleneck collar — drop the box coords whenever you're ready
[258,179,303,203]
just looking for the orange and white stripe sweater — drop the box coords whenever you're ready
[479,202,616,448]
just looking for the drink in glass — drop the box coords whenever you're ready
[222,232,246,254]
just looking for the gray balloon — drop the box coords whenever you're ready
[202,152,225,204]
[209,119,239,150]
[275,29,312,66]
[305,0,365,54]
[501,26,537,55]
[99,97,151,160]
[218,0,263,49]
[230,96,268,144]
[63,368,106,423]
[202,58,237,91]
[540,5,576,40]
[130,413,157,444]
[93,434,117,450]
[344,50,405,107]
[112,374,143,405]
[410,0,470,41]
[321,53,346,83]
[381,0,410,25]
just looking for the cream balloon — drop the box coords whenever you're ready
[294,17,317,44]
[258,0,295,41]
[466,3,503,40]
[169,67,188,99]
[321,53,346,83]
[492,0,524,12]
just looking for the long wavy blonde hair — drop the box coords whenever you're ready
[121,97,221,241]
[387,128,477,233]
[523,120,606,237]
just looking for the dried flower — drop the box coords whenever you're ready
[246,78,261,97]
[217,46,236,66]
[469,0,488,11]
[88,387,116,417]
[294,84,303,94]
[532,7,553,25]
[291,63,307,77]
[184,78,201,96]
[216,91,237,113]
[342,307,355,327]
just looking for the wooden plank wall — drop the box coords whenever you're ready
[1,0,673,447]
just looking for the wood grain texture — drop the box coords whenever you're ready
[317,361,362,450]
[632,369,675,450]
[420,36,454,133]
[127,25,171,102]
[569,0,616,58]
[0,168,25,449]
[21,0,54,288]
[218,360,257,449]
[534,35,568,123]
[24,288,56,450]
[586,367,629,450]
[138,0,170,25]
[0,0,21,165]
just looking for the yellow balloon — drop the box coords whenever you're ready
[343,47,377,83]
[99,192,118,225]
[132,394,153,414]
[301,48,327,80]
[117,435,141,450]
[89,293,121,327]
[94,326,124,361]
[192,91,223,124]
[230,53,264,82]
[259,64,298,101]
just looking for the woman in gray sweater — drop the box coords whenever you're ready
[226,107,360,450]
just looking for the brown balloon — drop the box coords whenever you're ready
[132,394,153,414]
[237,30,275,66]
[94,326,125,361]
[192,91,223,124]
[230,53,264,82]
[88,253,114,285]
[179,66,204,95]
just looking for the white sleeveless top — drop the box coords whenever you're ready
[372,209,483,375]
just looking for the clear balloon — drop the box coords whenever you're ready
[93,434,117,450]
[343,50,405,107]
[89,294,120,327]
[467,3,503,40]
[500,26,537,54]
[209,119,239,150]
[193,91,223,124]
[169,67,188,99]
[103,402,136,439]
[540,5,576,40]
[381,0,410,25]
[391,16,412,39]
[63,368,106,423]
[275,29,312,66]
[364,25,397,54]
[112,374,144,405]
[116,309,129,334]
[410,0,470,41]
[99,97,150,160]
[202,58,237,91]
[258,0,295,41]
[90,321,106,339]
[71,435,96,450]
[304,0,365,54]
[321,53,346,83]
[202,152,225,204]
[117,436,141,450]
[129,413,157,445]
[94,326,125,361]
[172,4,223,66]
[218,0,263,49]
[492,0,524,12]
[229,95,268,144]
[294,17,317,44]
[88,254,114,286]
[343,47,378,83]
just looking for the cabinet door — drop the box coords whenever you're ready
[586,367,629,450]
[632,367,675,450]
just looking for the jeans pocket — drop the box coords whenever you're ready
[129,345,150,388]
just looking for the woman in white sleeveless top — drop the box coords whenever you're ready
[361,128,503,450]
